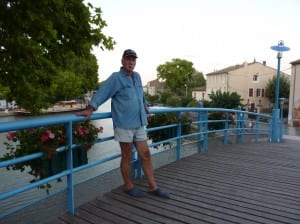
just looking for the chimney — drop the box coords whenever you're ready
[263,61,266,66]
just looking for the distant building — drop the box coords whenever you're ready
[205,60,289,112]
[191,86,206,101]
[288,59,300,126]
[145,78,164,96]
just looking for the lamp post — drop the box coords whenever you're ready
[270,40,290,142]
[184,84,187,97]
[279,97,286,141]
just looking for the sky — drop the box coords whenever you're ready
[86,0,300,85]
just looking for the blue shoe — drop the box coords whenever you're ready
[149,188,170,198]
[125,186,145,197]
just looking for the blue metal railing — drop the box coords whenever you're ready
[0,107,280,219]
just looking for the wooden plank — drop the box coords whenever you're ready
[108,188,239,224]
[90,196,160,224]
[75,208,112,224]
[58,212,92,224]
[79,203,133,224]
[149,176,300,224]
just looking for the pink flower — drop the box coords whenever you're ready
[40,130,56,143]
[46,130,55,139]
[99,127,104,133]
[40,134,49,143]
[76,127,84,136]
[6,132,16,141]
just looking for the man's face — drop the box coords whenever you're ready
[122,56,136,73]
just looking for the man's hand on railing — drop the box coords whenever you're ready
[76,105,94,120]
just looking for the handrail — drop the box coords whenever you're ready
[0,107,279,219]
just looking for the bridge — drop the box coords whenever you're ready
[1,107,299,223]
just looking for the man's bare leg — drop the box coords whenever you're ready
[119,142,134,190]
[135,140,157,191]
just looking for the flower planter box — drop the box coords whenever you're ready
[41,147,88,178]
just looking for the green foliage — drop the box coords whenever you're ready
[53,70,83,101]
[265,75,290,104]
[1,121,103,191]
[156,58,205,107]
[158,91,172,105]
[0,0,115,114]
[207,112,234,130]
[188,71,206,89]
[147,113,193,144]
[157,58,196,96]
[145,93,159,106]
[0,84,10,98]
[208,90,243,109]
[207,90,241,131]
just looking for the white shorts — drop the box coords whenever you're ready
[114,126,147,142]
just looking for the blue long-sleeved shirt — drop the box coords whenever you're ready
[89,68,148,129]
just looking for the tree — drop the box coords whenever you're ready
[0,0,115,114]
[265,75,290,105]
[157,58,196,96]
[188,71,206,89]
[209,90,243,109]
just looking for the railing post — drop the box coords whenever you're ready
[197,102,208,152]
[130,146,142,179]
[280,119,284,142]
[279,100,285,142]
[66,121,74,215]
[254,116,259,143]
[223,112,229,145]
[176,112,182,161]
[203,111,208,151]
[236,106,245,143]
[271,109,280,142]
[197,102,203,152]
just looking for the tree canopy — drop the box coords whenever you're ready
[156,58,196,96]
[0,0,115,114]
[265,75,290,105]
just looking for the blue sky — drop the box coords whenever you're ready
[86,0,299,84]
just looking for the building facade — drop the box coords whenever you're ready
[145,78,164,96]
[205,60,289,112]
[288,59,300,126]
[191,86,206,101]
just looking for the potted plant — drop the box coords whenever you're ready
[1,121,103,192]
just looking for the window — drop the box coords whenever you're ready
[249,88,253,97]
[252,73,259,82]
[256,88,261,97]
[261,89,265,97]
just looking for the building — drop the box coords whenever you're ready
[191,86,206,101]
[205,60,289,112]
[145,78,164,96]
[288,59,300,126]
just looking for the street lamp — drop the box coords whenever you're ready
[270,40,290,109]
[270,40,290,142]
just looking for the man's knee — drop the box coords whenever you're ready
[139,150,151,161]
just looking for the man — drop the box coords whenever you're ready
[77,49,170,198]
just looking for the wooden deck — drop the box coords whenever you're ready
[53,139,300,224]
